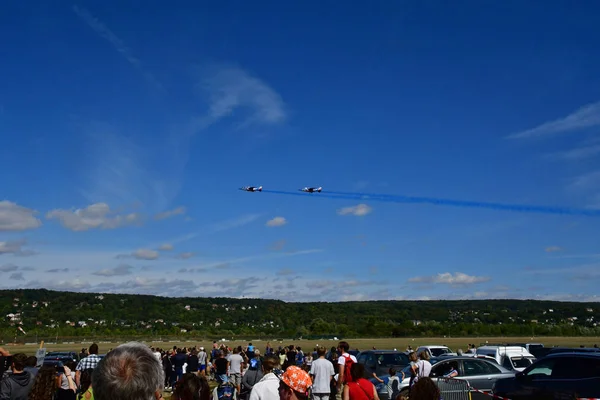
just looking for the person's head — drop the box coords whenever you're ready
[317,347,327,358]
[89,343,99,355]
[448,361,458,371]
[350,363,365,381]
[172,373,210,400]
[278,366,311,400]
[254,349,261,358]
[233,347,239,354]
[92,341,164,400]
[337,341,349,353]
[456,349,463,356]
[78,368,94,395]
[25,356,38,368]
[409,352,418,363]
[410,377,440,400]
[262,354,279,374]
[418,351,430,361]
[11,353,27,372]
[29,366,58,400]
[388,367,396,376]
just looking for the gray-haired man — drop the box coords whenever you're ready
[93,342,165,400]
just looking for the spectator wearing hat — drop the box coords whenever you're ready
[278,366,311,400]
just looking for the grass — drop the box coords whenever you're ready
[3,336,600,355]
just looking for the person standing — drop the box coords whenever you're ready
[228,348,245,395]
[198,347,208,377]
[309,347,334,400]
[335,342,357,400]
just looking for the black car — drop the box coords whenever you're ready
[492,352,600,399]
[357,350,409,379]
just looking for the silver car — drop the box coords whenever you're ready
[374,356,514,400]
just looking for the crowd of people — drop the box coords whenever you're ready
[0,341,442,400]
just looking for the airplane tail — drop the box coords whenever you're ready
[258,186,262,191]
[317,187,322,192]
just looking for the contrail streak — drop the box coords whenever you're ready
[260,190,600,216]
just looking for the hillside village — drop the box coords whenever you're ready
[1,289,599,341]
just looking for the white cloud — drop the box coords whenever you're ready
[337,204,372,216]
[545,246,563,253]
[154,207,186,221]
[0,201,42,231]
[266,216,287,227]
[202,66,286,126]
[408,272,490,285]
[158,244,174,251]
[133,249,159,260]
[92,264,134,276]
[46,203,142,231]
[507,101,600,139]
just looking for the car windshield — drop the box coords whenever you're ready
[377,353,408,366]
[430,348,451,357]
[511,357,534,368]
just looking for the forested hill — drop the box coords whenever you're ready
[1,289,599,338]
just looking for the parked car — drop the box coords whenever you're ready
[357,350,409,379]
[492,352,600,399]
[415,345,456,358]
[475,346,536,372]
[395,356,514,400]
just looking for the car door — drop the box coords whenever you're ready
[542,356,599,397]
[512,357,558,398]
[461,359,496,392]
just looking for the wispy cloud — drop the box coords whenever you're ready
[154,207,186,221]
[92,264,134,277]
[212,214,261,232]
[337,204,372,216]
[507,101,600,139]
[200,66,286,128]
[546,143,600,161]
[158,244,174,251]
[408,272,490,285]
[568,170,600,191]
[72,5,162,90]
[0,239,35,256]
[266,216,287,227]
[79,126,186,213]
[545,246,563,253]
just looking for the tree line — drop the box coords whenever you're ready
[1,289,599,339]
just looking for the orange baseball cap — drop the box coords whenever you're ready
[280,366,312,395]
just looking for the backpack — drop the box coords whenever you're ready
[296,351,304,365]
[342,354,355,383]
[388,376,400,400]
[216,381,235,400]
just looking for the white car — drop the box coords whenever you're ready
[415,345,456,358]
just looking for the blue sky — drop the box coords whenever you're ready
[1,1,600,302]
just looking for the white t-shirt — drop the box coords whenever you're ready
[229,353,244,374]
[337,353,357,366]
[310,358,335,394]
[414,360,432,382]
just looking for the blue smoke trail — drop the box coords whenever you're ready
[260,190,600,217]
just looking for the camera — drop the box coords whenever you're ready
[0,356,13,374]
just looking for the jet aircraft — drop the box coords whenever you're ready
[240,186,262,192]
[300,187,322,193]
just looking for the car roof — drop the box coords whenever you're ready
[418,345,450,348]
[546,351,600,358]
[432,356,512,371]
[363,350,406,353]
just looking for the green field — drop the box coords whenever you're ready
[3,336,599,355]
